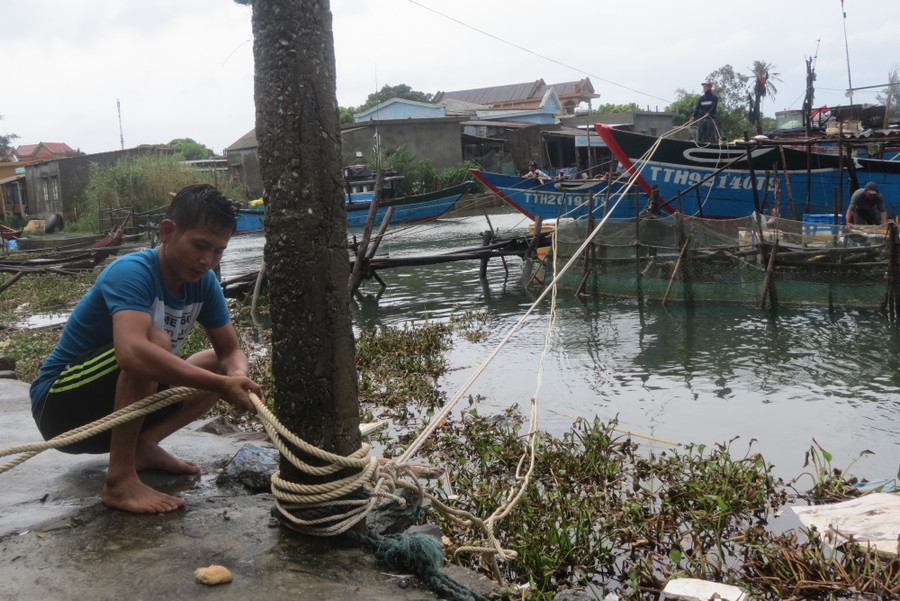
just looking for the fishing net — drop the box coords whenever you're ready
[542,212,899,310]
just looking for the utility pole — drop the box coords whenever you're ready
[117,99,125,150]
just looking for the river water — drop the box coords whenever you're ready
[220,207,900,484]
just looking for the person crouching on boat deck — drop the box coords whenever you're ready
[524,161,550,182]
[690,80,719,144]
[29,184,263,514]
[845,181,887,226]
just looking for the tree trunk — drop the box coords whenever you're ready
[250,0,361,483]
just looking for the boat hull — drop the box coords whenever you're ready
[468,169,640,221]
[235,208,264,234]
[346,180,473,228]
[235,180,474,234]
[593,124,900,219]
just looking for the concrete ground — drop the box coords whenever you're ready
[0,378,496,601]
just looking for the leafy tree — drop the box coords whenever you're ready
[384,144,435,195]
[339,106,355,125]
[666,65,755,139]
[166,137,212,160]
[437,160,484,194]
[705,65,752,139]
[355,83,433,113]
[748,60,781,134]
[593,102,640,114]
[667,91,698,126]
[0,115,18,160]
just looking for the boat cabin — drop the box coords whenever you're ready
[342,164,404,202]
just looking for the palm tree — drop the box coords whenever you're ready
[748,60,781,134]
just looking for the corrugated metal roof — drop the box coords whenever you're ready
[436,80,544,105]
[460,120,532,129]
[436,78,598,106]
[225,129,258,152]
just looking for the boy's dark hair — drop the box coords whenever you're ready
[166,184,237,234]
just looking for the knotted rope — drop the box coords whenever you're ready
[0,386,487,601]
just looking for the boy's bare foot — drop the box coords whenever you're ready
[135,441,200,474]
[101,475,185,514]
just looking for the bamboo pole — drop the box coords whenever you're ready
[483,209,508,274]
[882,222,897,317]
[759,239,779,309]
[479,230,493,279]
[576,191,595,296]
[662,233,691,306]
[778,146,797,219]
[366,206,394,260]
[805,141,812,215]
[348,170,385,294]
[634,189,643,304]
[520,216,543,287]
[743,132,761,214]
[0,271,25,296]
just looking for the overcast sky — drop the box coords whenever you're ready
[3,0,897,156]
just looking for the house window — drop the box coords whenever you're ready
[230,165,243,186]
[41,176,59,203]
[7,182,23,213]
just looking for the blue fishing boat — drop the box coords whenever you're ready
[468,169,639,222]
[234,199,265,234]
[235,180,474,234]
[345,180,474,228]
[593,124,900,219]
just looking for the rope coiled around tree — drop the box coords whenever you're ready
[0,386,492,601]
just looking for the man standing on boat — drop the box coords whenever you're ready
[524,161,550,181]
[845,181,887,225]
[690,81,719,144]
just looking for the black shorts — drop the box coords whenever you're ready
[32,344,180,454]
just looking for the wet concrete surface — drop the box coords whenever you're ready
[0,379,496,601]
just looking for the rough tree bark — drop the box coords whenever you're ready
[250,0,361,482]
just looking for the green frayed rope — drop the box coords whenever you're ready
[356,531,489,601]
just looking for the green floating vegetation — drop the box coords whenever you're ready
[412,407,899,601]
[356,321,453,413]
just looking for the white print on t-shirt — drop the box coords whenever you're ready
[151,298,203,354]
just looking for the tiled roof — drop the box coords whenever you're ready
[15,142,75,158]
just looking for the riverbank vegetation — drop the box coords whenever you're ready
[68,153,244,233]
[0,268,896,600]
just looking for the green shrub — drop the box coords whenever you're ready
[72,153,244,232]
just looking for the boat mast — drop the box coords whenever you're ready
[803,40,819,136]
[840,0,853,100]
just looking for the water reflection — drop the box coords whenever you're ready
[220,208,900,482]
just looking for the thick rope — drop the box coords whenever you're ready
[0,387,200,474]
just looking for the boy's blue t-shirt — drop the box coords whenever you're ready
[29,248,231,410]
